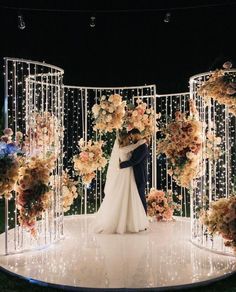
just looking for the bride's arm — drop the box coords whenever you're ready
[120,139,146,154]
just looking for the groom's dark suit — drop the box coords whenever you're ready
[120,143,149,213]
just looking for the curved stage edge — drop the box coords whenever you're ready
[0,215,235,291]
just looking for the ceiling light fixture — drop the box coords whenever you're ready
[90,16,96,28]
[164,12,171,23]
[18,13,26,30]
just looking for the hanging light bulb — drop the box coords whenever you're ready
[90,16,96,28]
[164,12,171,23]
[18,14,26,30]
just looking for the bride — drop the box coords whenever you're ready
[92,132,148,234]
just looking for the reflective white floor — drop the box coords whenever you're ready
[0,215,236,290]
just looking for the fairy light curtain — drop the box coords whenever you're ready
[190,70,236,255]
[3,58,64,254]
[63,89,191,218]
[63,85,157,215]
[156,93,191,217]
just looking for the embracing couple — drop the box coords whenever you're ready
[93,129,149,234]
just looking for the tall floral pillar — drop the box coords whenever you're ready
[190,66,236,255]
[3,58,64,254]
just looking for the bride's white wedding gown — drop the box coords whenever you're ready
[92,139,148,234]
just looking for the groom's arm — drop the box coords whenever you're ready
[120,144,148,168]
[120,139,145,154]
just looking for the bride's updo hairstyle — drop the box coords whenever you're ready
[118,131,130,147]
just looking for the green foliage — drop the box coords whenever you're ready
[126,102,135,110]
[222,74,236,83]
[34,182,50,197]
[176,156,188,170]
[22,182,50,211]
[0,156,15,169]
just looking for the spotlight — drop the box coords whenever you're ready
[90,16,96,28]
[18,14,26,30]
[164,12,171,23]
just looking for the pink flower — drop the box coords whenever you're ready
[163,208,173,220]
[79,151,89,162]
[138,108,145,115]
[127,124,133,131]
[175,111,183,121]
[155,190,165,198]
[156,215,163,221]
[3,128,13,136]
[24,220,35,228]
[222,233,233,240]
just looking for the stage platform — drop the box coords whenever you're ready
[0,215,235,290]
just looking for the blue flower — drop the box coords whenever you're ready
[0,142,23,158]
[0,142,7,156]
[6,143,20,155]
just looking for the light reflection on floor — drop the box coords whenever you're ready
[0,215,235,289]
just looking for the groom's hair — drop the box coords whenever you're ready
[128,128,141,135]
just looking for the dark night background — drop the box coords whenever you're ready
[0,0,236,113]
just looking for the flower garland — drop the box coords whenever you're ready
[157,100,204,188]
[0,128,24,199]
[197,62,236,116]
[16,156,55,236]
[200,196,236,252]
[24,111,61,156]
[92,94,126,133]
[62,171,79,212]
[147,188,181,221]
[73,139,107,185]
[124,98,160,137]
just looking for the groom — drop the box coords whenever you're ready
[120,129,149,213]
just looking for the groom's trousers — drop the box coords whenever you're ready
[137,184,147,214]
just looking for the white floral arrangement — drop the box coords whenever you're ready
[73,139,107,185]
[197,62,236,116]
[16,156,55,237]
[156,100,204,188]
[24,111,62,156]
[92,94,126,132]
[147,189,181,221]
[200,196,236,252]
[124,98,160,137]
